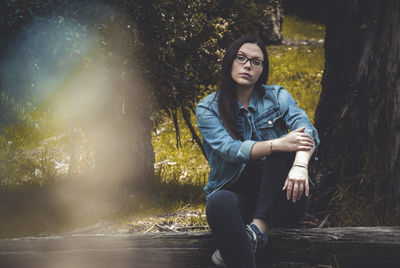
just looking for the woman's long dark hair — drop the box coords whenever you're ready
[218,35,269,140]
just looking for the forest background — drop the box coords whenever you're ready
[1,0,398,238]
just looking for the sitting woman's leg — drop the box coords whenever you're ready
[252,152,306,229]
[206,189,256,268]
[270,190,307,228]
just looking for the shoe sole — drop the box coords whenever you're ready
[211,251,227,267]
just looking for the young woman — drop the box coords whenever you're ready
[196,35,320,267]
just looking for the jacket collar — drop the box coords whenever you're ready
[237,89,257,113]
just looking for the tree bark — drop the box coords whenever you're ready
[256,0,283,45]
[313,0,400,216]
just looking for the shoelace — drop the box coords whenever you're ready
[246,224,258,252]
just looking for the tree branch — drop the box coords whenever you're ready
[181,107,206,159]
[171,107,181,149]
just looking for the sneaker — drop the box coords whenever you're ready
[245,223,269,253]
[211,224,268,267]
[211,249,227,267]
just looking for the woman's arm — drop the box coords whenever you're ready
[250,125,316,202]
[275,86,320,149]
[272,86,319,202]
[250,126,315,160]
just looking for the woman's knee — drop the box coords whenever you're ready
[206,190,240,223]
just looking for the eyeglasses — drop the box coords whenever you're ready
[234,54,264,68]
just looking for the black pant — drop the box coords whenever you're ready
[206,152,307,268]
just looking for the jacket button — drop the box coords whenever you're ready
[268,120,272,125]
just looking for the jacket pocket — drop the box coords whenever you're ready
[255,108,287,140]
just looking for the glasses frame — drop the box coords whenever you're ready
[234,53,264,68]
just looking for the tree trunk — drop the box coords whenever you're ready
[90,71,155,197]
[256,0,283,45]
[313,0,400,220]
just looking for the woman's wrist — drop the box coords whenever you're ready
[271,138,280,153]
[293,163,308,169]
[269,140,273,155]
[265,139,277,155]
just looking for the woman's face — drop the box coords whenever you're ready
[231,42,264,89]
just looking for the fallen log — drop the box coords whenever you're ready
[260,226,400,267]
[0,227,399,267]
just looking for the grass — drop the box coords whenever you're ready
[268,44,324,124]
[114,202,208,234]
[268,14,325,123]
[0,174,207,238]
[152,115,209,187]
[282,15,325,41]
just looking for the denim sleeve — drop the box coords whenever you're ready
[276,86,320,148]
[196,102,256,163]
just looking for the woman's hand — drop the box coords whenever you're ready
[282,165,309,202]
[274,126,315,152]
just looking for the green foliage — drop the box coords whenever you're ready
[130,0,282,119]
[130,0,225,115]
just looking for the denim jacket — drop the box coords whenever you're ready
[196,84,320,199]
